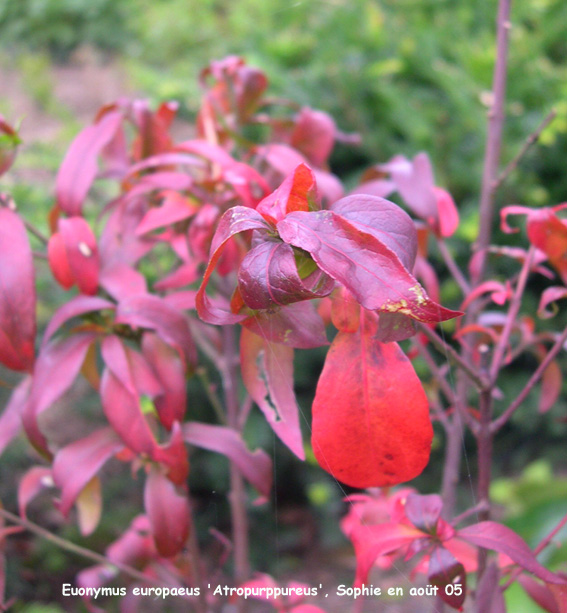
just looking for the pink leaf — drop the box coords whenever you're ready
[144,465,190,557]
[518,574,559,613]
[53,427,124,517]
[115,294,196,369]
[56,110,123,215]
[0,208,36,372]
[56,217,99,295]
[18,466,53,518]
[183,422,272,497]
[0,376,31,455]
[290,107,336,167]
[99,263,147,301]
[23,332,97,455]
[538,287,567,319]
[458,521,564,584]
[434,187,459,237]
[136,191,197,235]
[240,328,304,459]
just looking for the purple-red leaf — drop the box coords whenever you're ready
[56,110,123,215]
[475,563,506,613]
[18,466,53,518]
[136,190,197,235]
[53,427,124,517]
[196,206,271,324]
[404,493,443,534]
[0,208,36,372]
[238,241,333,310]
[312,328,433,488]
[518,574,560,613]
[428,546,466,610]
[241,301,329,349]
[99,263,147,301]
[277,202,460,324]
[458,521,564,584]
[240,328,304,459]
[183,422,272,497]
[144,465,190,557]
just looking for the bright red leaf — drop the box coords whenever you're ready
[311,326,433,488]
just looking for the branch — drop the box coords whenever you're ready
[493,109,557,192]
[472,0,512,287]
[492,324,567,433]
[0,507,159,586]
[437,239,471,295]
[417,323,490,391]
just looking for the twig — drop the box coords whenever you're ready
[472,0,512,287]
[196,367,227,425]
[437,239,471,295]
[489,246,534,381]
[0,507,159,586]
[493,109,557,192]
[417,323,490,391]
[492,324,567,433]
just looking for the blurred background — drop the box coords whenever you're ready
[1,1,567,611]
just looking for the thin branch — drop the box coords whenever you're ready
[414,335,456,407]
[493,109,557,192]
[492,324,567,433]
[437,239,471,295]
[489,246,534,382]
[0,507,159,586]
[417,323,490,391]
[472,0,512,287]
[196,367,227,425]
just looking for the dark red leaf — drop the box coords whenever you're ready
[238,241,334,310]
[277,203,461,324]
[311,328,433,488]
[195,206,272,324]
[241,301,329,349]
[53,427,123,517]
[0,208,36,371]
[144,465,190,557]
[183,422,272,497]
[458,521,564,584]
[0,376,30,455]
[428,546,466,610]
[23,332,97,456]
[115,294,196,369]
[518,574,559,613]
[56,110,123,215]
[240,328,304,459]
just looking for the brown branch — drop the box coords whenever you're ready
[493,109,557,192]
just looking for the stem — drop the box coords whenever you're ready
[472,0,512,287]
[186,508,208,613]
[221,325,250,587]
[492,324,567,433]
[437,239,471,296]
[0,508,159,586]
[417,323,489,391]
[489,246,534,382]
[476,386,494,576]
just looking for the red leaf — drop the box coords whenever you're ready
[240,328,304,459]
[330,286,361,333]
[527,206,567,284]
[18,466,53,518]
[256,163,319,225]
[277,202,461,324]
[57,217,99,295]
[144,465,190,557]
[53,427,123,517]
[539,356,561,414]
[183,422,272,497]
[241,301,329,349]
[23,332,97,455]
[458,521,564,584]
[350,522,425,586]
[238,241,333,310]
[99,263,147,301]
[47,233,74,289]
[0,376,30,456]
[195,206,272,324]
[0,208,36,371]
[115,294,196,369]
[538,287,567,319]
[136,191,197,235]
[56,110,123,215]
[434,187,459,238]
[311,328,433,488]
